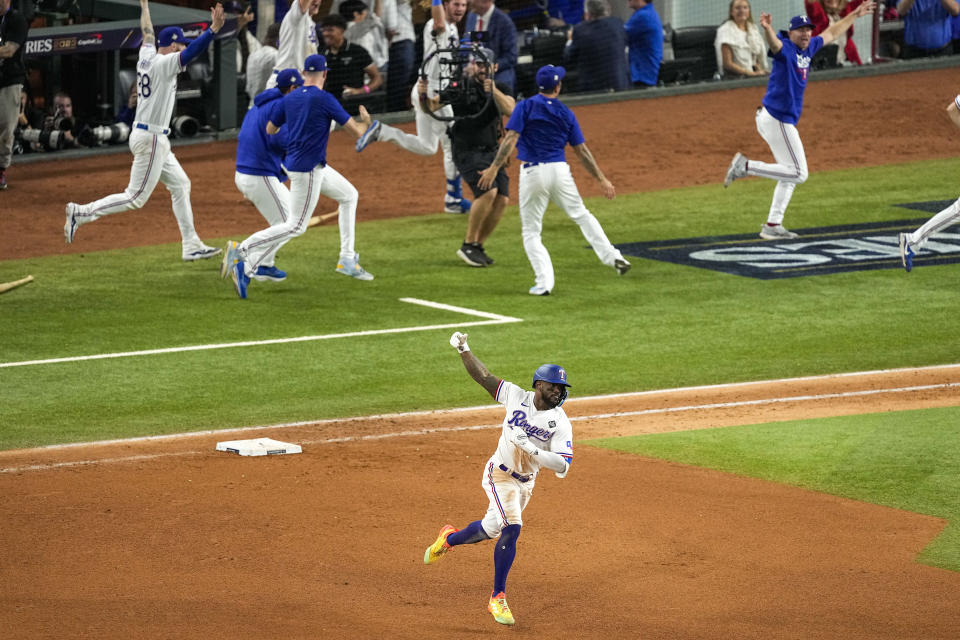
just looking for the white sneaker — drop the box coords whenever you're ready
[724,153,747,188]
[64,203,80,244]
[759,224,798,240]
[336,254,374,280]
[528,285,551,296]
[183,244,222,261]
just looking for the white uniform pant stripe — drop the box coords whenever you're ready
[480,460,531,539]
[238,164,359,274]
[907,197,960,249]
[378,93,458,181]
[747,107,809,225]
[73,130,202,245]
[234,172,291,267]
[518,162,623,291]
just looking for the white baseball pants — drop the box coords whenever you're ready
[234,172,292,268]
[518,162,624,292]
[747,107,809,225]
[376,86,458,181]
[904,197,960,250]
[71,129,204,247]
[238,164,358,275]
[480,460,533,538]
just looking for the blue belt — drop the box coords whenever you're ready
[499,464,531,483]
[135,123,170,135]
[521,162,542,169]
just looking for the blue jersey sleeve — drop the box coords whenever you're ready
[769,33,789,60]
[179,29,215,67]
[329,95,352,127]
[567,112,585,147]
[807,35,825,58]
[271,96,288,128]
[505,100,526,133]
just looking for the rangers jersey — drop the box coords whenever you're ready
[491,379,573,480]
[421,18,459,96]
[134,43,183,130]
[274,1,318,73]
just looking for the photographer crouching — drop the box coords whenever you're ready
[425,46,515,267]
[19,91,82,152]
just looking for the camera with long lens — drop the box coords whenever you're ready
[19,127,68,151]
[171,115,199,138]
[78,122,130,147]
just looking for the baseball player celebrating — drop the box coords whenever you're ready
[222,54,374,299]
[229,68,304,284]
[354,0,472,214]
[64,0,225,261]
[723,4,875,240]
[899,93,960,271]
[424,331,573,627]
[265,0,320,89]
[477,64,630,295]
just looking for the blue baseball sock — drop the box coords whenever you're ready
[492,524,521,595]
[446,176,463,201]
[447,520,489,546]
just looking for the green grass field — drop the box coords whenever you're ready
[2,156,959,569]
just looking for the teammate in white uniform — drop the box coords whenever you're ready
[423,331,574,627]
[355,0,472,214]
[899,93,960,272]
[478,64,629,295]
[265,0,320,89]
[64,0,225,261]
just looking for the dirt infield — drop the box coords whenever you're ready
[3,368,960,638]
[3,67,960,260]
[3,69,960,638]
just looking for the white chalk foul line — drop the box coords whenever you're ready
[0,297,522,369]
[3,379,957,474]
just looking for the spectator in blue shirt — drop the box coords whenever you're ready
[624,0,662,88]
[897,0,960,58]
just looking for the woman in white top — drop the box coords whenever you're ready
[713,0,768,79]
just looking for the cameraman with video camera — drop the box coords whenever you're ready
[420,46,514,267]
[0,0,29,189]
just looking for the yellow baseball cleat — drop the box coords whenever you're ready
[423,524,457,564]
[488,591,515,626]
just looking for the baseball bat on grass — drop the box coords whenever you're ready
[0,275,34,295]
[307,209,339,228]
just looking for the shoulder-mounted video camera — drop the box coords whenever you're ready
[419,34,494,123]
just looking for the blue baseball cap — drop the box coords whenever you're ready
[536,64,565,91]
[304,54,328,73]
[157,26,192,47]
[788,14,814,30]
[276,68,303,89]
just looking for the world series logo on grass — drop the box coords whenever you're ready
[615,209,960,279]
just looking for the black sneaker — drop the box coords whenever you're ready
[475,244,494,265]
[457,244,486,267]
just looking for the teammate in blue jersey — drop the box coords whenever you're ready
[478,64,629,295]
[723,4,875,240]
[221,54,375,299]
[229,68,303,285]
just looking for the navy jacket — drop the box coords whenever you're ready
[564,15,629,92]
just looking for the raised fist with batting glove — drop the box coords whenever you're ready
[449,331,470,353]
